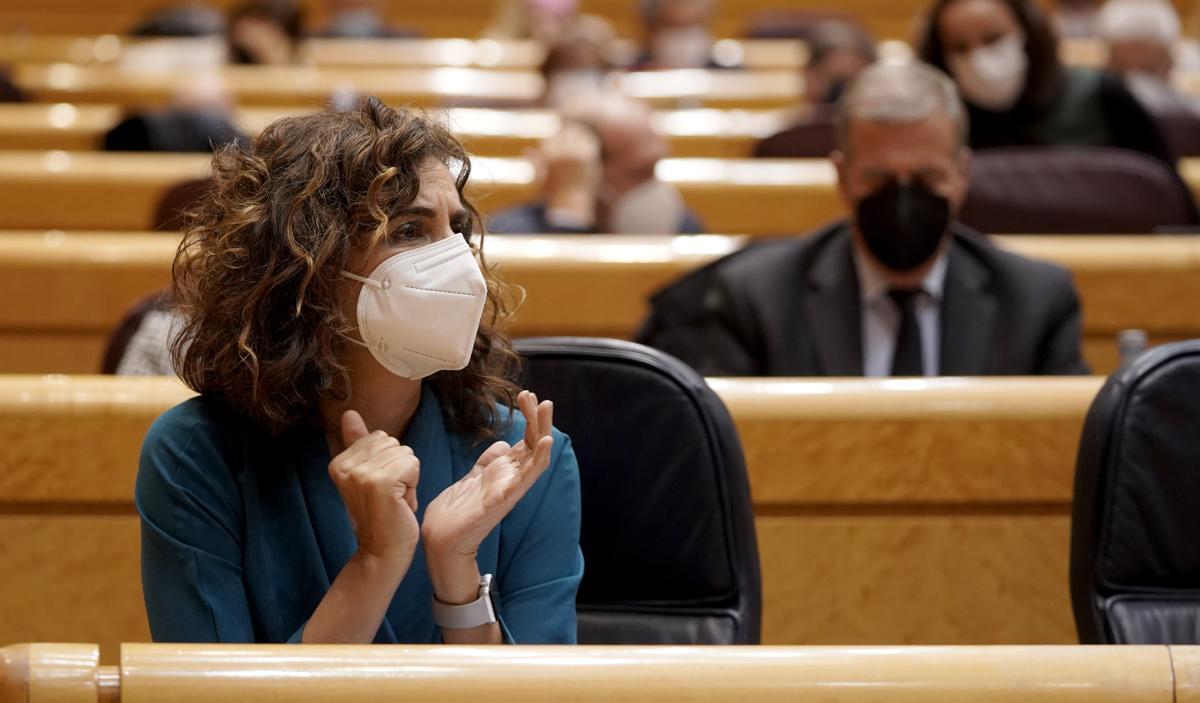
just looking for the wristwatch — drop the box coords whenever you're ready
[431,573,498,629]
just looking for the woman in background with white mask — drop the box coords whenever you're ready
[137,98,583,645]
[916,0,1175,164]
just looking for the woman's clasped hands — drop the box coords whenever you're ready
[327,390,556,587]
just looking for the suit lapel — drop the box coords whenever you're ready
[939,237,996,375]
[803,233,864,375]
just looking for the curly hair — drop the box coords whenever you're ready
[171,97,521,438]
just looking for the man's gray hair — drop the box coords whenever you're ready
[835,60,969,154]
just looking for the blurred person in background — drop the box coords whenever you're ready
[228,0,304,64]
[638,61,1088,377]
[539,15,619,108]
[755,20,878,157]
[488,93,703,234]
[916,0,1176,164]
[804,20,879,105]
[1054,0,1104,38]
[130,3,226,36]
[485,0,579,42]
[104,73,248,153]
[311,0,418,39]
[633,0,721,70]
[1099,0,1200,115]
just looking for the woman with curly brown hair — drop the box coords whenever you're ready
[135,97,583,645]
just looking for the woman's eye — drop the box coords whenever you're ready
[389,222,424,242]
[452,218,474,237]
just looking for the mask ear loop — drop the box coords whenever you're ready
[339,270,387,350]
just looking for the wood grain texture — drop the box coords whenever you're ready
[757,514,1075,644]
[114,644,1176,703]
[0,517,146,665]
[1172,646,1200,703]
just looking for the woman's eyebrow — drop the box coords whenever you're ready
[390,205,437,219]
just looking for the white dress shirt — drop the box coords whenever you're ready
[852,250,949,377]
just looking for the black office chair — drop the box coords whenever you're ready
[1070,339,1200,643]
[515,337,762,644]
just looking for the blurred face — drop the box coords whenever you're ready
[655,0,711,28]
[229,15,293,65]
[938,0,1023,57]
[1108,38,1173,79]
[806,48,874,103]
[834,114,970,280]
[597,114,668,197]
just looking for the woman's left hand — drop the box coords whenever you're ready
[422,390,555,561]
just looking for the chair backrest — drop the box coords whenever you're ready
[152,177,213,231]
[515,337,761,644]
[960,147,1200,234]
[753,117,837,158]
[1158,113,1200,157]
[1070,339,1200,643]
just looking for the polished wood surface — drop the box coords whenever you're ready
[0,643,104,703]
[114,644,1178,703]
[0,103,788,158]
[0,152,848,233]
[11,64,546,109]
[0,0,957,38]
[0,232,1191,374]
[0,375,1100,649]
[10,63,801,110]
[3,152,1200,234]
[0,35,1118,71]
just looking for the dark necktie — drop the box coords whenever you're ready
[888,288,924,377]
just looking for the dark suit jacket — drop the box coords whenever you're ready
[488,202,706,235]
[635,221,1090,376]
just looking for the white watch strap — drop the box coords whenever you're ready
[432,573,497,629]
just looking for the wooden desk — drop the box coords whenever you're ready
[0,0,949,39]
[4,151,1199,235]
[5,641,1195,703]
[11,63,546,109]
[0,152,847,233]
[0,232,1195,374]
[0,375,1101,657]
[0,103,787,158]
[10,63,804,110]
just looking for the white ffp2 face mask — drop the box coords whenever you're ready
[342,235,487,380]
[948,32,1028,111]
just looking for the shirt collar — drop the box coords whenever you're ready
[852,243,949,304]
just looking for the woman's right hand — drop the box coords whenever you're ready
[328,410,421,569]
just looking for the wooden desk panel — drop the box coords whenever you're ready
[0,104,786,158]
[114,644,1177,703]
[3,152,1200,235]
[0,232,1195,374]
[11,63,802,110]
[12,64,546,109]
[0,375,1101,649]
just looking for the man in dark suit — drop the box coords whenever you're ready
[637,60,1089,377]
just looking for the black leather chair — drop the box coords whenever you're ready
[1070,339,1200,643]
[960,147,1200,234]
[515,337,761,644]
[753,115,837,158]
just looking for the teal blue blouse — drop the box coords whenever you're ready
[135,384,583,644]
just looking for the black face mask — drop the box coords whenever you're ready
[822,78,849,104]
[854,180,951,272]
